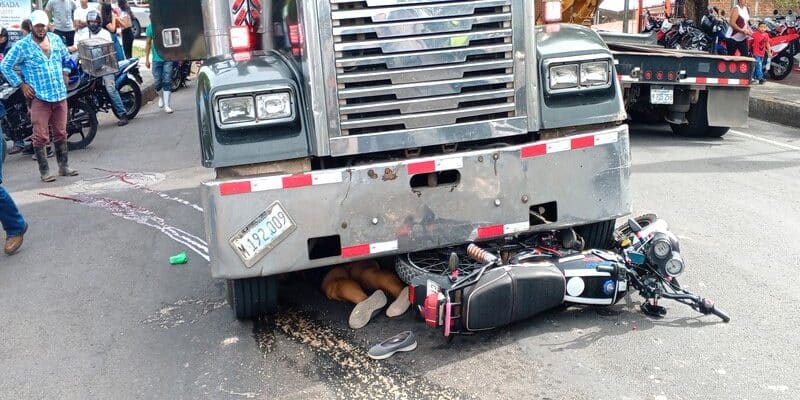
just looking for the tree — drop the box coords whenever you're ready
[683,0,709,22]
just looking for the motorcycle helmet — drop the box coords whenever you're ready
[87,11,102,34]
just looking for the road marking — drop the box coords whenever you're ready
[730,130,800,152]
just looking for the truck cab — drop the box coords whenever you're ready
[151,0,631,318]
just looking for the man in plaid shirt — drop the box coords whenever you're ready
[0,11,79,182]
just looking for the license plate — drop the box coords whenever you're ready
[229,202,296,267]
[650,87,674,105]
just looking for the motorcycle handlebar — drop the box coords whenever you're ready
[710,304,731,323]
[595,265,616,273]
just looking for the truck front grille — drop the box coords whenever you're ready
[330,0,515,136]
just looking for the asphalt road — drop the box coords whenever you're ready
[1,89,799,400]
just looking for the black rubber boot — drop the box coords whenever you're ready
[54,142,78,177]
[34,147,56,182]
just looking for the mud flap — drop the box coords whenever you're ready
[707,87,749,128]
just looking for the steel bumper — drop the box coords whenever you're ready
[201,125,632,279]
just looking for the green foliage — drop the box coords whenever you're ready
[772,0,797,11]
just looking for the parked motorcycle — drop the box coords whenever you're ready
[170,60,192,92]
[0,76,98,151]
[68,56,143,120]
[766,33,799,80]
[700,8,729,54]
[399,215,729,339]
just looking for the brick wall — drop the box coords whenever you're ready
[708,0,783,18]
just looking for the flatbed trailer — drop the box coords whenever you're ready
[601,32,753,137]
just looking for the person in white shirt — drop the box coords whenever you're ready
[73,0,92,30]
[69,10,129,126]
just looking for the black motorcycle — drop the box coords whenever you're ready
[68,56,143,121]
[170,60,192,92]
[0,80,98,151]
[400,215,729,339]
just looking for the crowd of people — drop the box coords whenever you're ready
[1,1,176,257]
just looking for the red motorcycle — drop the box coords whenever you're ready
[766,32,799,80]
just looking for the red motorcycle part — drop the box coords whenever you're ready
[423,293,442,328]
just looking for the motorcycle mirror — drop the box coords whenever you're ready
[627,218,643,233]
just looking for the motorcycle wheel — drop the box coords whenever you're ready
[114,78,142,120]
[768,54,794,80]
[395,247,484,285]
[575,219,616,249]
[613,213,658,239]
[66,101,98,150]
[170,66,184,92]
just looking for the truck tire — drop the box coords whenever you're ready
[226,277,278,320]
[575,219,616,249]
[669,91,729,138]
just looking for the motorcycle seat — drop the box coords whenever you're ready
[118,58,137,71]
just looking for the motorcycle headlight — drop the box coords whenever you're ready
[255,92,293,120]
[580,61,610,87]
[651,237,672,259]
[664,255,685,277]
[549,64,579,90]
[218,96,255,125]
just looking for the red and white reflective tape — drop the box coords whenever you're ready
[218,171,343,196]
[406,157,464,175]
[341,240,399,258]
[681,77,750,85]
[474,221,529,239]
[520,131,619,158]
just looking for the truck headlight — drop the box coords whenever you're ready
[213,86,296,128]
[256,92,292,120]
[545,56,613,93]
[549,64,579,90]
[581,61,610,86]
[218,96,255,124]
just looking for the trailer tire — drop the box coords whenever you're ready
[669,91,729,138]
[575,219,616,249]
[227,277,278,320]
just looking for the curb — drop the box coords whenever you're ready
[749,96,800,128]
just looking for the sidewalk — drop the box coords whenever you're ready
[748,60,800,128]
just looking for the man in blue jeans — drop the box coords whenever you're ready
[0,101,28,255]
[144,24,173,114]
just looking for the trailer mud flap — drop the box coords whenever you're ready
[707,87,749,128]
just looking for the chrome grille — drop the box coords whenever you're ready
[330,0,515,136]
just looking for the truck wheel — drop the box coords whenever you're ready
[669,91,729,138]
[575,219,616,249]
[226,277,278,320]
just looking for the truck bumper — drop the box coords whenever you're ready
[201,125,632,279]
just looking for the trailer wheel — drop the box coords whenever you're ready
[575,219,616,249]
[669,91,729,138]
[226,277,278,320]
